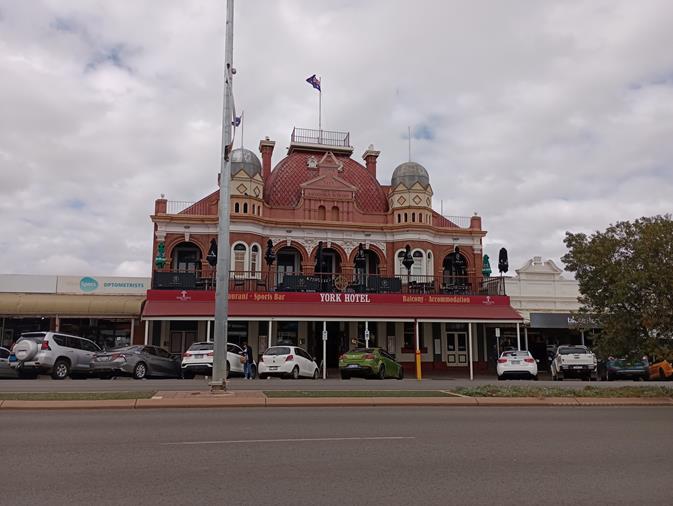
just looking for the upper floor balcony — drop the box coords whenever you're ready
[152,268,506,296]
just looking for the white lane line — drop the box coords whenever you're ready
[161,436,415,446]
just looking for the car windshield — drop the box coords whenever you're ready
[188,343,213,351]
[109,346,141,353]
[264,347,291,356]
[18,334,46,344]
[352,348,378,354]
[559,347,588,355]
[502,351,530,358]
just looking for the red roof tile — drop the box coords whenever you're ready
[263,152,389,213]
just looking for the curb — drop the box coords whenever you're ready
[0,397,672,410]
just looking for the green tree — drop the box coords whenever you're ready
[562,215,673,359]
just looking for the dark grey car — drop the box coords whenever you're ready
[90,345,181,379]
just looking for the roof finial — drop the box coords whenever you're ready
[408,126,411,162]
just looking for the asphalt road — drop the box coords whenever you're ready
[0,374,670,392]
[2,407,672,505]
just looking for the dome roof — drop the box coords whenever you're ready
[230,148,262,178]
[391,161,430,189]
[263,152,389,213]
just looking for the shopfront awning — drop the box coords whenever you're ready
[142,290,524,322]
[0,293,145,318]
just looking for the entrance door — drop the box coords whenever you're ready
[169,331,197,354]
[446,331,468,366]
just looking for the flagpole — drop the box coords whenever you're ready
[240,110,244,149]
[318,76,322,133]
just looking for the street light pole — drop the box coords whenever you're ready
[211,0,235,392]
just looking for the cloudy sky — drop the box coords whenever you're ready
[1,0,672,278]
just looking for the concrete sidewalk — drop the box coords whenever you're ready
[1,390,673,410]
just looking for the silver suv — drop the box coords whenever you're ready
[10,332,102,379]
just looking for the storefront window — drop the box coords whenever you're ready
[277,321,298,345]
[59,318,131,350]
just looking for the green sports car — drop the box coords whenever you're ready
[339,348,404,380]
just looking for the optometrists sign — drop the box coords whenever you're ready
[56,276,150,295]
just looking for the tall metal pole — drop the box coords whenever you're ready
[211,0,235,392]
[318,77,322,132]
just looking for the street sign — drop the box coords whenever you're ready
[495,327,500,337]
[364,330,370,339]
[322,330,328,341]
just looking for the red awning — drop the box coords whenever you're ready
[142,290,523,322]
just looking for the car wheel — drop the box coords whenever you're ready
[397,367,404,380]
[182,370,195,379]
[497,374,503,381]
[133,362,148,380]
[291,366,300,379]
[313,368,319,379]
[340,371,350,380]
[378,365,386,380]
[51,359,70,380]
[557,372,564,381]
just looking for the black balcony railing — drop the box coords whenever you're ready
[291,127,350,148]
[152,269,506,296]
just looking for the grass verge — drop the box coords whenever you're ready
[0,392,156,401]
[264,390,452,398]
[450,385,673,398]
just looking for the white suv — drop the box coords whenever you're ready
[10,332,102,379]
[181,342,256,379]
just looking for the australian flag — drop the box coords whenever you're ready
[232,115,242,127]
[306,74,321,91]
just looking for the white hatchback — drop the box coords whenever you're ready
[496,350,538,380]
[181,342,256,379]
[258,346,320,379]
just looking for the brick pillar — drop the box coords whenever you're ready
[470,214,482,230]
[259,137,276,180]
[362,145,380,179]
[155,196,167,214]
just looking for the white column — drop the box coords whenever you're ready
[524,326,529,351]
[365,321,369,348]
[322,321,327,379]
[516,323,521,351]
[206,320,212,342]
[130,319,135,345]
[268,319,273,347]
[144,320,149,345]
[468,322,474,381]
[581,331,585,346]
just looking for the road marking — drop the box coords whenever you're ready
[161,436,416,446]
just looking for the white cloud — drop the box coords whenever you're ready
[0,0,672,277]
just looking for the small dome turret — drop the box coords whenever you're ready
[230,148,262,178]
[391,161,430,189]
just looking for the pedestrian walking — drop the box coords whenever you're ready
[241,341,254,379]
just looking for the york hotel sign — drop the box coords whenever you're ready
[319,293,371,303]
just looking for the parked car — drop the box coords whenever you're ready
[648,359,673,381]
[550,345,597,381]
[258,346,319,379]
[339,348,404,380]
[0,347,19,379]
[496,350,538,380]
[598,358,649,381]
[9,332,101,379]
[91,345,181,379]
[181,341,257,379]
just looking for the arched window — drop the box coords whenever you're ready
[243,203,248,214]
[404,213,408,223]
[412,212,416,223]
[397,214,401,224]
[412,250,424,277]
[231,243,247,273]
[318,205,326,220]
[172,242,202,274]
[234,202,240,213]
[331,206,340,221]
[418,214,422,223]
[396,250,406,275]
[250,244,260,276]
[252,204,256,215]
[426,251,433,276]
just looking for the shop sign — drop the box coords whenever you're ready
[57,276,151,295]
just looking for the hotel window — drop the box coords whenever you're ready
[234,202,240,213]
[232,243,246,273]
[250,244,260,276]
[243,203,248,213]
[412,250,424,277]
[403,322,414,349]
[318,205,326,220]
[331,206,340,221]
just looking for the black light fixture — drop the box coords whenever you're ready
[206,238,218,267]
[264,239,276,267]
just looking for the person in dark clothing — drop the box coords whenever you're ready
[241,342,254,379]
